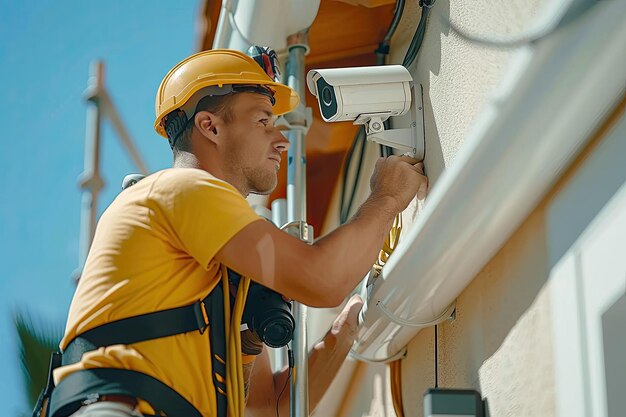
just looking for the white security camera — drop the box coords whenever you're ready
[306,65,412,123]
[306,65,424,158]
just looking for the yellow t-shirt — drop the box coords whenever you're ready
[54,168,262,416]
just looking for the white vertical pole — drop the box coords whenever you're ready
[286,33,310,417]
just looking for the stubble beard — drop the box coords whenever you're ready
[244,166,278,195]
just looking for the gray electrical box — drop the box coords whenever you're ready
[423,388,485,417]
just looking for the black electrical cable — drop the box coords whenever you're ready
[339,126,367,224]
[376,0,406,65]
[384,0,407,45]
[276,348,294,417]
[434,324,439,388]
[402,1,434,68]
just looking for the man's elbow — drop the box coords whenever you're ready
[296,271,350,308]
[307,291,346,308]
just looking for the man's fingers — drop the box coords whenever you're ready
[331,295,363,334]
[391,155,424,173]
[417,177,428,200]
[344,294,364,318]
[394,155,419,165]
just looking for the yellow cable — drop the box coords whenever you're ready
[229,299,240,414]
[231,276,250,416]
[372,214,406,417]
[390,359,404,417]
[373,214,403,275]
[220,265,251,417]
[221,267,236,415]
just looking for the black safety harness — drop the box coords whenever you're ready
[34,279,233,417]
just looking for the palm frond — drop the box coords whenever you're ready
[13,310,63,410]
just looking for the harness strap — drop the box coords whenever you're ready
[49,369,202,417]
[208,279,228,416]
[32,352,62,417]
[47,281,231,417]
[62,293,212,364]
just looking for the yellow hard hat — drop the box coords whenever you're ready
[154,49,300,138]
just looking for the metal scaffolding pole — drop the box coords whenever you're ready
[77,61,105,277]
[75,60,148,280]
[286,32,311,417]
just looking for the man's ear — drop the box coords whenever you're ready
[194,111,223,145]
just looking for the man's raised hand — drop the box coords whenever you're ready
[369,155,429,213]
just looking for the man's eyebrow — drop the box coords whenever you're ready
[255,108,274,118]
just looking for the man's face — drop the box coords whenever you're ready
[220,92,290,195]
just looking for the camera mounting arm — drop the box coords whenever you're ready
[354,84,425,160]
[362,115,417,155]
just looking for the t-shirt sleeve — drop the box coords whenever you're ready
[157,170,262,268]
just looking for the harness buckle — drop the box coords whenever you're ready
[193,300,210,334]
[82,393,100,406]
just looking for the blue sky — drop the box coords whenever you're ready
[0,1,197,414]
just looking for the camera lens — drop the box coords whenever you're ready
[242,282,295,349]
[257,311,295,348]
[321,86,333,106]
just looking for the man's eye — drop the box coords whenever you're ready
[259,119,270,126]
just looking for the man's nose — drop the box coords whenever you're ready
[273,129,291,153]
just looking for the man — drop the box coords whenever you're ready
[49,49,428,417]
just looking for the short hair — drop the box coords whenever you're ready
[172,94,235,155]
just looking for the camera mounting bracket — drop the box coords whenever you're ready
[354,84,425,160]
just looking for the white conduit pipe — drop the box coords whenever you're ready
[352,0,626,362]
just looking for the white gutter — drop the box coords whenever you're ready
[352,0,626,362]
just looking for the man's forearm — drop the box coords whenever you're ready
[215,156,426,308]
[308,194,398,302]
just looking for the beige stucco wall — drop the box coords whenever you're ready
[401,203,556,416]
[390,0,543,181]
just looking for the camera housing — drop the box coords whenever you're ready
[307,65,424,159]
[306,65,412,123]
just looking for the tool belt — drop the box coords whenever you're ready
[33,281,230,417]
